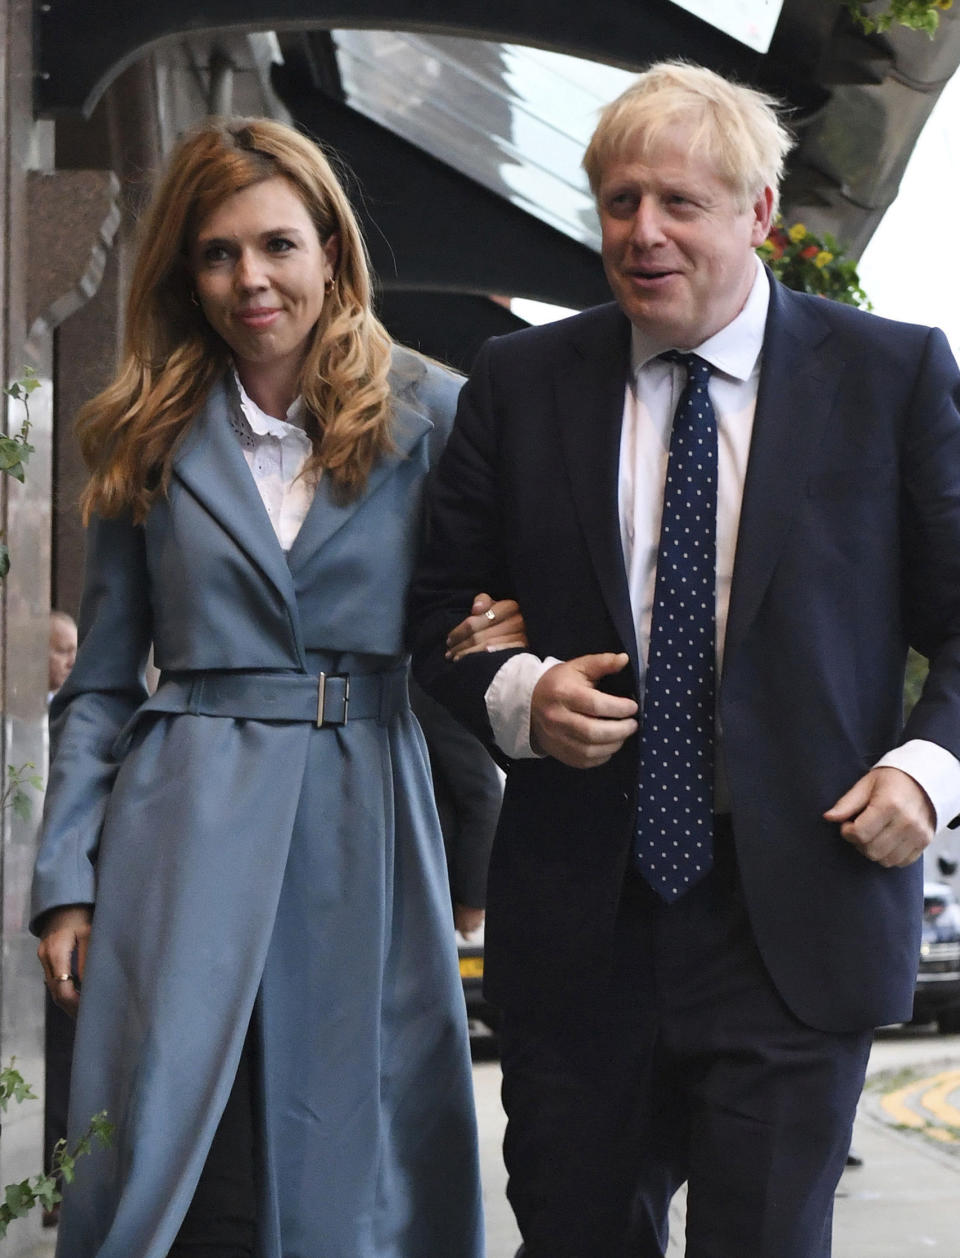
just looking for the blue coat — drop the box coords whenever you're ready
[32,348,483,1258]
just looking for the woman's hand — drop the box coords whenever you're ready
[446,593,527,661]
[37,905,92,1017]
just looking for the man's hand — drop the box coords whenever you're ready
[446,592,527,660]
[37,904,92,1017]
[824,766,935,867]
[531,653,638,768]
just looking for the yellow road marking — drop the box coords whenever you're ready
[881,1068,960,1143]
[920,1069,960,1129]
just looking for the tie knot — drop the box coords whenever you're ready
[659,350,713,384]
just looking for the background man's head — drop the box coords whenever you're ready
[583,62,794,349]
[49,610,77,693]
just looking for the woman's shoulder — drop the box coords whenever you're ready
[388,343,463,413]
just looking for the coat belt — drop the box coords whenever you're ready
[146,666,410,727]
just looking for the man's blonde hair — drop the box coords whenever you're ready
[583,61,794,215]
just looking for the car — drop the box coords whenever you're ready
[913,880,960,1034]
[457,923,500,1033]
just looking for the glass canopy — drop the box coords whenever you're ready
[333,31,637,253]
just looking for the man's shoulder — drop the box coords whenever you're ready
[481,302,628,363]
[773,279,938,352]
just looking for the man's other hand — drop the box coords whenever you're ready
[824,766,935,867]
[531,653,638,769]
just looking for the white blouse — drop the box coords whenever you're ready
[231,373,316,551]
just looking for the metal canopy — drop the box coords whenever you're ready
[37,0,789,120]
[36,0,960,275]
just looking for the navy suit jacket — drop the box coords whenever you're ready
[409,276,960,1033]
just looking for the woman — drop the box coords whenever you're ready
[32,118,517,1258]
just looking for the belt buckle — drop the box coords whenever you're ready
[316,672,350,727]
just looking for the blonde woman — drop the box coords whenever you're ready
[32,118,511,1258]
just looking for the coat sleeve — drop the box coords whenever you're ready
[30,513,153,932]
[407,339,528,748]
[900,326,960,765]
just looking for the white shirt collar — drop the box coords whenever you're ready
[233,369,308,439]
[630,255,770,382]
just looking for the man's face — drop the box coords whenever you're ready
[597,123,773,348]
[49,616,77,692]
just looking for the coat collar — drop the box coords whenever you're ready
[283,352,434,571]
[171,361,435,626]
[172,375,302,634]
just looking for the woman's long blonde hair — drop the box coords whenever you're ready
[79,117,394,523]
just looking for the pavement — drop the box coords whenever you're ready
[17,1031,960,1258]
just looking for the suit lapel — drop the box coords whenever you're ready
[172,376,302,627]
[555,306,640,671]
[723,278,841,671]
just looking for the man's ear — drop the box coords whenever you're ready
[749,186,775,248]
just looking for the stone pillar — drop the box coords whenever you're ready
[0,0,55,1252]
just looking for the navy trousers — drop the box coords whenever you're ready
[167,1028,257,1258]
[500,823,872,1258]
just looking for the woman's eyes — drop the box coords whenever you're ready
[201,244,230,265]
[199,237,296,265]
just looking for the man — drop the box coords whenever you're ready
[44,610,78,1226]
[409,62,960,1258]
[48,609,77,703]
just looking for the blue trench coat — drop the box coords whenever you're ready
[31,348,483,1258]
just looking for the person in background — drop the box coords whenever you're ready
[410,61,960,1258]
[47,610,76,703]
[32,117,516,1258]
[42,610,79,1227]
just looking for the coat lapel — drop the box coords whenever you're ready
[723,278,842,672]
[555,305,640,672]
[284,358,434,572]
[172,376,302,623]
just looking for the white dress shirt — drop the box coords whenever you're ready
[484,261,960,830]
[232,373,315,551]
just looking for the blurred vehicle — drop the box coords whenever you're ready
[913,880,960,1034]
[457,923,500,1033]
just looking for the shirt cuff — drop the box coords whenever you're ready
[875,739,960,832]
[484,654,560,759]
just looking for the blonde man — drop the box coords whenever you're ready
[411,61,960,1258]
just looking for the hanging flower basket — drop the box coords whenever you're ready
[757,220,871,309]
[843,0,952,37]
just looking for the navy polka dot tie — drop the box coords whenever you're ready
[633,352,717,902]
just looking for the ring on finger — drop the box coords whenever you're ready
[54,973,72,983]
[484,608,496,622]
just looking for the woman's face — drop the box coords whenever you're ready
[190,175,339,397]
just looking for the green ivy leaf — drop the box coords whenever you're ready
[0,1063,36,1111]
[3,1179,35,1218]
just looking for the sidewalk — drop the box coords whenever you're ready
[24,1034,960,1258]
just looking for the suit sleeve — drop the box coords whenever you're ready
[30,513,153,932]
[408,338,527,746]
[899,327,960,765]
[409,679,502,907]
